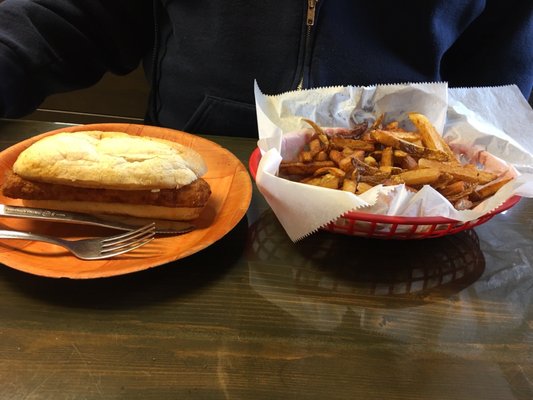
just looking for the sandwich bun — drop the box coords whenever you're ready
[12,131,207,190]
[2,131,211,221]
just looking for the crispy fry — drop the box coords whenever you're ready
[351,157,384,176]
[399,154,418,170]
[393,150,408,158]
[371,129,449,161]
[308,138,323,156]
[370,113,384,130]
[431,172,455,190]
[438,180,464,197]
[391,168,441,186]
[303,119,329,148]
[380,129,421,143]
[360,130,374,142]
[329,123,368,139]
[356,182,373,194]
[299,150,313,163]
[418,158,497,184]
[352,150,365,160]
[384,121,399,130]
[462,164,498,184]
[408,113,457,161]
[314,150,329,161]
[447,191,475,203]
[302,118,325,135]
[342,179,357,193]
[380,146,393,168]
[329,149,344,164]
[471,176,513,201]
[279,114,510,210]
[279,160,335,176]
[338,152,367,172]
[359,172,392,185]
[330,137,375,152]
[313,167,345,178]
[364,156,378,168]
[338,154,359,172]
[301,173,340,189]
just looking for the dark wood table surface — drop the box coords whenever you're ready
[0,119,532,400]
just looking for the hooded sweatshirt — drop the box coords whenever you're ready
[0,0,531,137]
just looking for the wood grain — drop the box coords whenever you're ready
[0,119,531,400]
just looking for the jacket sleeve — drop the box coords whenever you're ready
[0,0,153,118]
[441,0,533,98]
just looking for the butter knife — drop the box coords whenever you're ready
[0,204,195,235]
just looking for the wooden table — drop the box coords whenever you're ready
[0,119,531,400]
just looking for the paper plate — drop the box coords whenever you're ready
[0,123,252,278]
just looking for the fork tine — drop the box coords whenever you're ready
[100,235,155,257]
[101,223,156,245]
[0,223,157,260]
[100,223,155,257]
[101,230,155,253]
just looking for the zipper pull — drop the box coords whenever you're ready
[298,0,319,90]
[307,0,318,26]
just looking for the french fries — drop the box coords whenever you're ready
[408,113,457,160]
[278,114,511,210]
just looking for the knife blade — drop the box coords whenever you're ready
[0,204,195,235]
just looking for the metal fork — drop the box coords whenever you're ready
[0,223,156,260]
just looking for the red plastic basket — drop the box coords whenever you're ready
[248,148,520,239]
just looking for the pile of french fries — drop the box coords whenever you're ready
[278,113,512,210]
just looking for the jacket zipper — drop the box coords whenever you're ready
[297,0,319,90]
[149,0,161,124]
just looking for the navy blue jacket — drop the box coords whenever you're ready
[0,0,532,137]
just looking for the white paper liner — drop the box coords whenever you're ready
[254,81,533,241]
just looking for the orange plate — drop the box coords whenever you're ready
[0,123,252,279]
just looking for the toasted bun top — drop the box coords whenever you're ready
[13,131,207,190]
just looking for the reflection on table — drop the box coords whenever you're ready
[0,118,532,400]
